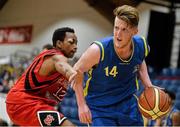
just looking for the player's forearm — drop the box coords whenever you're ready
[73,61,89,106]
[139,61,153,88]
[73,70,86,106]
[55,62,76,80]
[74,82,87,107]
[139,71,152,87]
[72,70,87,107]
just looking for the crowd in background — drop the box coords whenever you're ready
[0,54,34,93]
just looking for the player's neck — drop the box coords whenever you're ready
[114,41,133,61]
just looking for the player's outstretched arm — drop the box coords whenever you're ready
[53,54,77,81]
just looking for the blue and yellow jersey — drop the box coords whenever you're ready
[84,35,150,106]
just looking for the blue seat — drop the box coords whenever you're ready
[61,106,71,117]
[65,88,74,98]
[66,98,77,107]
[166,80,179,93]
[69,107,78,118]
[178,87,180,93]
[174,100,180,110]
[62,98,72,106]
[152,79,162,86]
[148,66,157,78]
[161,68,172,76]
[171,68,180,76]
[170,80,179,85]
[167,85,178,93]
[176,93,180,100]
[71,99,77,106]
[161,79,171,88]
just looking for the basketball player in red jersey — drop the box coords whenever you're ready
[6,27,78,126]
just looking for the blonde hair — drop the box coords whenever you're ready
[113,5,139,27]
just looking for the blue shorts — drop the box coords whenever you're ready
[88,95,143,126]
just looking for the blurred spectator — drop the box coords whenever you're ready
[0,118,8,126]
[0,64,16,93]
[42,44,54,50]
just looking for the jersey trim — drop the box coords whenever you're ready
[94,41,104,61]
[83,69,93,97]
[141,36,149,57]
[135,76,139,91]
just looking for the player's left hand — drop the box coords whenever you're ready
[78,103,92,124]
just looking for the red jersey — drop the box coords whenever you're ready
[6,49,68,106]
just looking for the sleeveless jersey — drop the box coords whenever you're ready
[6,49,68,106]
[84,35,150,106]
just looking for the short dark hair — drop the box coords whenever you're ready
[52,27,75,47]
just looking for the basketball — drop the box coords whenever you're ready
[138,87,171,120]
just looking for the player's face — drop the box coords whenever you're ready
[60,32,77,58]
[113,17,138,48]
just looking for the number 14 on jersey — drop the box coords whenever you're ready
[104,66,118,77]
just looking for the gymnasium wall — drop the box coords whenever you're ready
[0,0,179,60]
[0,0,113,57]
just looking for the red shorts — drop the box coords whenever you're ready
[6,101,66,126]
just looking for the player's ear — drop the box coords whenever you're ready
[133,27,138,35]
[56,40,63,47]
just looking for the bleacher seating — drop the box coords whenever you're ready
[153,68,180,110]
[158,68,180,80]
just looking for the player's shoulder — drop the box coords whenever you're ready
[45,48,63,55]
[133,35,150,58]
[99,36,113,43]
[132,35,146,45]
[94,36,113,48]
[39,48,63,58]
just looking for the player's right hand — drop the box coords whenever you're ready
[78,103,92,124]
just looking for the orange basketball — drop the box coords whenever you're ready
[138,87,171,120]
